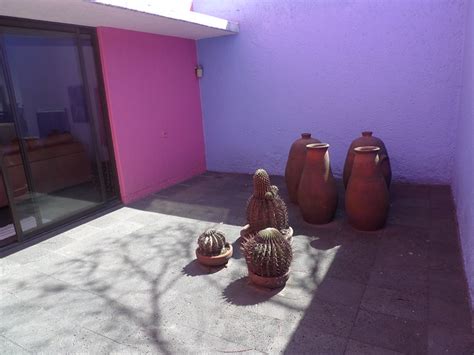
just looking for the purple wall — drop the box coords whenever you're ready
[194,0,466,183]
[454,1,474,308]
[98,27,206,203]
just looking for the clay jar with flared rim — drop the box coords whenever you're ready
[343,131,392,188]
[345,146,390,231]
[297,143,338,224]
[285,133,321,204]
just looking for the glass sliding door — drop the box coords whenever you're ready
[0,23,118,242]
[79,35,117,200]
[0,53,24,246]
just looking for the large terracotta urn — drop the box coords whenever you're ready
[285,133,321,204]
[343,131,391,188]
[345,146,389,231]
[297,143,338,224]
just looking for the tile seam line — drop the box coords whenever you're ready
[356,302,426,323]
[164,323,259,353]
[343,228,381,354]
[439,199,474,327]
[14,264,433,331]
[0,333,33,353]
[344,301,429,352]
[345,316,410,354]
[18,272,194,349]
[345,336,403,355]
[33,265,292,343]
[80,326,142,351]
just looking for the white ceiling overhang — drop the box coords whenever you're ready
[0,0,239,40]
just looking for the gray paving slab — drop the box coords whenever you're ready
[0,335,30,354]
[0,172,470,354]
[345,339,403,354]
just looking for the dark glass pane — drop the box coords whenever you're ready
[81,37,116,199]
[0,54,20,244]
[2,28,106,234]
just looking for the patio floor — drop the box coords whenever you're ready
[1,172,473,354]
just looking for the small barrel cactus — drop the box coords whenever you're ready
[197,229,227,256]
[246,169,289,233]
[243,228,292,278]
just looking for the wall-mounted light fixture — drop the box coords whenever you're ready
[195,65,203,78]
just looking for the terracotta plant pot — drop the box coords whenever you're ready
[297,143,338,224]
[285,133,321,204]
[343,131,391,188]
[345,146,390,231]
[248,270,290,289]
[195,243,233,267]
[242,228,292,289]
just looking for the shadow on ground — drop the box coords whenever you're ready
[1,172,472,353]
[129,172,473,354]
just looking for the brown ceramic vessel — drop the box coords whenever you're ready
[297,143,338,224]
[343,131,391,188]
[195,244,233,267]
[345,146,390,231]
[285,133,321,204]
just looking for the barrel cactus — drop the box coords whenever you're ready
[246,169,289,234]
[243,228,292,278]
[197,229,227,256]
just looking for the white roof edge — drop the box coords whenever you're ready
[0,0,239,40]
[90,0,239,35]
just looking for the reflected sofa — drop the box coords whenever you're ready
[0,132,92,208]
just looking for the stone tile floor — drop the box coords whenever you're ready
[1,171,473,354]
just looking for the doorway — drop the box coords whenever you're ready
[0,19,118,247]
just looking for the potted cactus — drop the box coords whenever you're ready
[195,229,233,267]
[241,169,293,242]
[242,228,293,289]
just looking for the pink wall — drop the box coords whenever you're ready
[97,27,206,203]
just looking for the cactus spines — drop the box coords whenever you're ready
[253,168,272,198]
[243,228,292,278]
[246,169,289,233]
[197,229,227,256]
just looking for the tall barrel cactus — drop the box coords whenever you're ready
[246,169,289,233]
[243,228,292,277]
[197,229,227,256]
